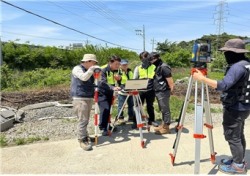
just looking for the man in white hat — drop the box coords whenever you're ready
[193,38,250,174]
[70,54,100,151]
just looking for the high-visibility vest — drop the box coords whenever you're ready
[101,64,117,85]
[138,64,155,79]
[120,69,133,85]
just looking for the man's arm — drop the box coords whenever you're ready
[72,65,93,81]
[166,77,174,92]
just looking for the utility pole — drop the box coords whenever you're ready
[214,0,228,57]
[151,38,157,52]
[135,25,145,51]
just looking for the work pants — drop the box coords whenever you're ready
[139,89,155,122]
[98,95,112,131]
[155,90,171,124]
[72,99,93,140]
[223,108,250,163]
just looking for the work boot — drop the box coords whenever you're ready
[155,124,171,135]
[88,136,95,143]
[154,122,164,132]
[79,137,92,151]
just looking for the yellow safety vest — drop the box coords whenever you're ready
[101,64,117,85]
[138,65,155,79]
[120,69,133,85]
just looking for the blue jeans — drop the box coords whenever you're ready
[117,94,135,119]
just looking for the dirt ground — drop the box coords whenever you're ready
[1,83,221,109]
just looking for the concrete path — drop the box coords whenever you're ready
[1,119,250,175]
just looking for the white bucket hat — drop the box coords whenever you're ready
[81,54,98,63]
[219,38,249,53]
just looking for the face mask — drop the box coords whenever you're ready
[141,57,151,69]
[224,51,245,65]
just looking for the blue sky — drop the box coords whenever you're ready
[1,0,250,52]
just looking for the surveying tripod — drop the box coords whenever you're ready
[111,90,150,148]
[93,69,101,145]
[169,66,217,174]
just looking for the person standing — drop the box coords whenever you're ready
[133,51,157,128]
[150,52,174,134]
[98,55,121,136]
[70,54,100,151]
[193,38,250,174]
[117,59,135,125]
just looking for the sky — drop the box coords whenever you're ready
[1,0,250,52]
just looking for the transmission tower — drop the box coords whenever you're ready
[213,0,228,57]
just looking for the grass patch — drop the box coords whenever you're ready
[0,134,8,147]
[13,135,47,146]
[62,118,78,123]
[172,67,224,81]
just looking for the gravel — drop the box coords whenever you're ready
[1,103,224,147]
[1,106,94,146]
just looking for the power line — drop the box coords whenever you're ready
[81,1,136,34]
[1,0,139,51]
[46,1,128,38]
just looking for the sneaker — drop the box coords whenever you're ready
[79,137,92,151]
[219,162,247,175]
[221,158,247,166]
[220,158,233,165]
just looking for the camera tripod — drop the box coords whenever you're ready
[111,90,150,148]
[169,67,217,174]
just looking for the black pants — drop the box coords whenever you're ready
[223,108,250,163]
[155,90,171,124]
[98,95,112,131]
[139,89,155,122]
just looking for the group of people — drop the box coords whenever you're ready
[70,38,250,175]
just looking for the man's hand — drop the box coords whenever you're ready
[113,86,121,91]
[192,69,205,82]
[89,65,101,72]
[114,74,121,81]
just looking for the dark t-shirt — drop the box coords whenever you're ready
[161,65,172,79]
